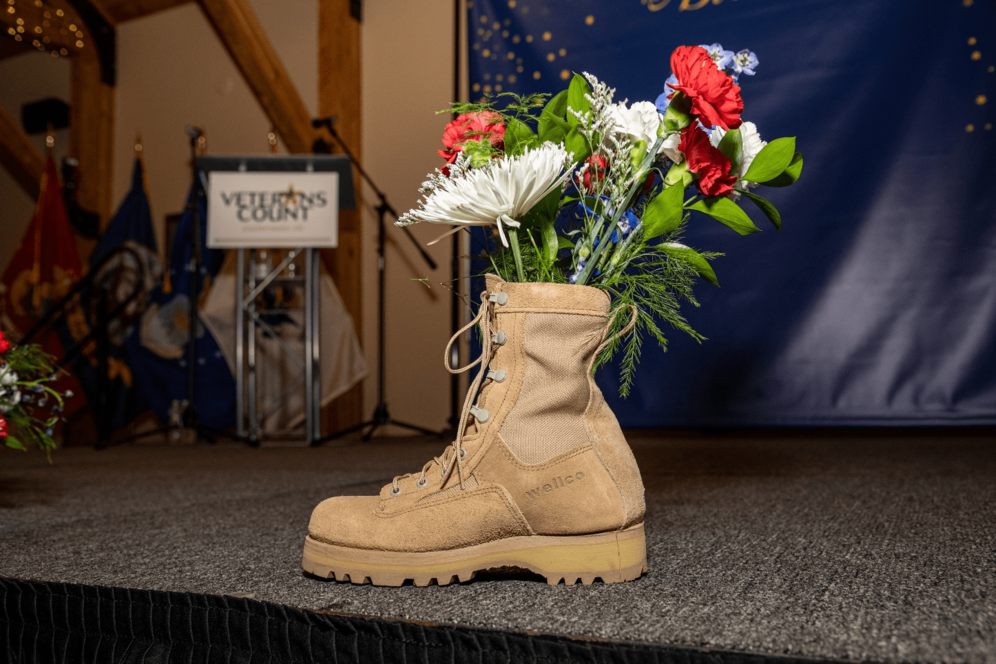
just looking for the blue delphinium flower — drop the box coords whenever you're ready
[654,74,679,115]
[569,260,586,284]
[620,209,639,237]
[700,43,734,70]
[731,49,759,80]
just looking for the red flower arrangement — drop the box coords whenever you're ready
[679,125,737,198]
[578,154,608,193]
[0,331,69,454]
[437,111,506,173]
[668,45,744,131]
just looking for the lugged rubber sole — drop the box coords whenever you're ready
[301,523,647,587]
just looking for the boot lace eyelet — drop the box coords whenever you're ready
[460,447,467,460]
[416,477,428,488]
[390,486,402,497]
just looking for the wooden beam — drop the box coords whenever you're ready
[196,0,316,154]
[70,50,115,227]
[319,0,363,431]
[0,101,45,201]
[92,0,190,23]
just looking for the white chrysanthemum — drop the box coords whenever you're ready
[710,121,766,199]
[399,142,573,247]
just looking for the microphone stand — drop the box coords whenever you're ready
[177,127,252,446]
[310,117,441,444]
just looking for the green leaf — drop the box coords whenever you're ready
[557,236,575,250]
[760,152,804,187]
[5,435,26,451]
[717,128,743,177]
[661,243,720,287]
[642,183,685,239]
[566,73,591,129]
[742,137,796,184]
[538,112,569,144]
[564,126,591,162]
[539,219,559,267]
[740,190,782,230]
[538,87,570,144]
[689,196,761,235]
[504,117,540,156]
[547,88,569,116]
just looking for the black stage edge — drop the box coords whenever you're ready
[0,578,854,664]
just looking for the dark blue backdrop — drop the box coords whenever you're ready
[467,0,996,426]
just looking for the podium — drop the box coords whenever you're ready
[201,155,355,444]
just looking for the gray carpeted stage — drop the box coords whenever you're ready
[1,431,994,663]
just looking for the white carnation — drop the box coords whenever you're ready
[710,121,766,199]
[0,369,19,413]
[607,101,673,155]
[661,132,682,164]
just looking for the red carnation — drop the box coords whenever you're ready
[0,331,9,355]
[679,125,737,198]
[578,154,608,193]
[0,415,6,439]
[668,45,743,131]
[437,111,505,172]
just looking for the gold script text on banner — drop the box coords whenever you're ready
[645,0,730,12]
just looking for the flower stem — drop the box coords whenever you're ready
[577,135,666,286]
[508,229,526,282]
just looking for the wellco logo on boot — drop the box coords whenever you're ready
[525,472,585,500]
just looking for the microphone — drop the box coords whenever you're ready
[184,125,204,139]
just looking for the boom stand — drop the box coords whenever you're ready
[312,118,441,444]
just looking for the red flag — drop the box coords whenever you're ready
[0,156,86,417]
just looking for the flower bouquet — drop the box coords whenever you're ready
[399,44,802,394]
[0,330,72,456]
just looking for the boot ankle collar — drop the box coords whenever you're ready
[484,275,610,316]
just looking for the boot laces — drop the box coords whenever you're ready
[390,290,500,495]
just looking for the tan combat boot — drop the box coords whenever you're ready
[303,275,646,586]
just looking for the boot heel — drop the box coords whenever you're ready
[519,523,647,586]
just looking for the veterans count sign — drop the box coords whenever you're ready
[207,171,339,248]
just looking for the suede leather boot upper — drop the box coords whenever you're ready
[308,275,645,555]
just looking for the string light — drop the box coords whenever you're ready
[1,1,89,57]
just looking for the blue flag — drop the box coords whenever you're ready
[92,159,158,266]
[467,0,996,427]
[127,173,235,432]
[59,158,162,436]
